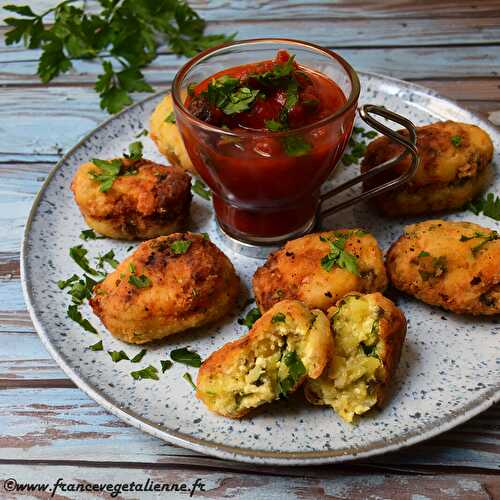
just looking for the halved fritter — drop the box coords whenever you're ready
[89,233,240,343]
[72,158,192,240]
[304,292,406,423]
[149,93,196,174]
[253,229,388,312]
[196,300,332,418]
[386,219,500,315]
[361,121,494,216]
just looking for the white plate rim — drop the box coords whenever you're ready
[20,71,500,465]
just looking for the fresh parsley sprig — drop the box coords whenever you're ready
[467,192,500,221]
[320,232,360,275]
[3,1,234,113]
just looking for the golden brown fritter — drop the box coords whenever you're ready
[196,300,332,418]
[253,229,388,313]
[89,233,240,343]
[386,220,500,315]
[304,292,406,423]
[149,93,196,174]
[361,121,494,216]
[72,158,192,240]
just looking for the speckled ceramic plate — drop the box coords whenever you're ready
[21,72,500,465]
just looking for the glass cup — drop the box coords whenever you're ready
[172,39,419,247]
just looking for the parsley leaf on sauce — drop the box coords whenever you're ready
[282,135,312,157]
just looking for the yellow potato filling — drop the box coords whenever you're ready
[309,295,384,422]
[201,317,313,416]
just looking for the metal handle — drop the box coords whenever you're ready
[317,104,420,226]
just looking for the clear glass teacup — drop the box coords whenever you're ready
[172,39,419,248]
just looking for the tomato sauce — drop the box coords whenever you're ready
[177,50,355,239]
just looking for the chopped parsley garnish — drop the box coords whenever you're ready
[131,365,159,381]
[124,141,143,161]
[108,350,130,363]
[131,349,147,363]
[69,245,101,276]
[265,119,286,132]
[342,126,374,165]
[192,179,211,200]
[88,340,103,351]
[202,232,210,240]
[271,313,286,323]
[278,351,306,396]
[460,231,499,255]
[135,129,149,138]
[80,229,104,241]
[170,347,202,368]
[170,239,192,255]
[467,192,500,221]
[419,255,448,281]
[281,79,299,121]
[418,251,430,257]
[165,112,176,124]
[320,234,360,276]
[66,274,98,305]
[238,307,261,329]
[183,372,197,390]
[203,75,260,115]
[89,159,123,192]
[250,55,295,86]
[129,262,136,274]
[361,342,378,357]
[128,274,152,288]
[451,135,462,147]
[282,135,312,157]
[96,250,119,269]
[58,274,79,290]
[67,304,97,334]
[161,360,173,372]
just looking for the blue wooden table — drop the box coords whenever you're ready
[1,1,499,498]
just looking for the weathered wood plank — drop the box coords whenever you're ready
[2,16,500,58]
[3,0,500,24]
[0,387,498,470]
[1,465,500,499]
[2,46,500,86]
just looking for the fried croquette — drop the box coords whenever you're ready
[72,158,192,240]
[89,233,240,343]
[253,229,388,313]
[196,300,333,418]
[150,93,196,174]
[361,121,494,216]
[304,292,406,423]
[386,219,500,315]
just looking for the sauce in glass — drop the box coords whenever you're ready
[178,50,353,239]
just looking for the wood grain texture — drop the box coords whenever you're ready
[1,0,499,486]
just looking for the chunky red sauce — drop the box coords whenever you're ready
[177,51,355,239]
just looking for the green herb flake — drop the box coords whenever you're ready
[192,179,211,200]
[170,239,192,255]
[129,262,136,274]
[161,360,173,372]
[67,304,97,334]
[130,349,147,363]
[131,365,159,381]
[418,251,430,257]
[89,340,103,351]
[238,307,261,329]
[69,245,101,276]
[282,135,312,157]
[165,111,176,124]
[128,274,152,288]
[461,231,499,255]
[170,347,202,368]
[278,351,306,396]
[320,234,360,276]
[271,313,286,324]
[108,350,129,363]
[183,372,197,390]
[467,192,500,221]
[58,274,79,290]
[89,159,123,192]
[265,119,286,132]
[363,130,378,139]
[80,229,104,241]
[135,129,149,138]
[125,141,143,160]
[451,135,462,147]
[96,249,119,269]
